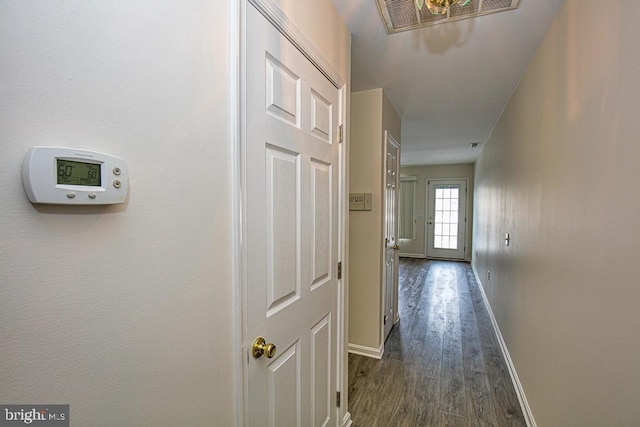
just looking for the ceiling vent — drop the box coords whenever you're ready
[376,0,520,34]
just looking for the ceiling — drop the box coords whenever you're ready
[331,0,565,165]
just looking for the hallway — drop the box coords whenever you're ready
[348,259,526,426]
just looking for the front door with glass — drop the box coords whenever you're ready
[426,179,467,260]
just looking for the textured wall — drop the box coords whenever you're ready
[473,1,640,424]
[0,1,235,425]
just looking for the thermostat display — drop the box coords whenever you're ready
[23,147,129,205]
[57,159,101,186]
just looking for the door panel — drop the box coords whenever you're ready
[266,145,300,313]
[310,90,332,143]
[310,160,331,289]
[426,180,467,260]
[245,4,339,426]
[311,314,331,427]
[268,342,300,427]
[266,54,300,126]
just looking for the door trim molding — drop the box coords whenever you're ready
[248,0,345,90]
[231,1,243,425]
[471,264,537,427]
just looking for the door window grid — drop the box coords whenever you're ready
[434,187,459,249]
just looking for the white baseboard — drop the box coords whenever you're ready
[347,342,384,359]
[399,252,425,258]
[342,412,352,427]
[471,264,537,427]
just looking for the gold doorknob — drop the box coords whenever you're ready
[252,337,277,359]
[393,244,400,250]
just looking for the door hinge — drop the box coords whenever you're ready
[337,262,342,280]
[338,124,344,143]
[336,391,341,408]
[384,315,387,325]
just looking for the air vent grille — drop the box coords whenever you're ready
[449,0,479,18]
[376,0,520,34]
[385,0,419,28]
[481,0,514,12]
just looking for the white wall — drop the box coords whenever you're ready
[473,1,640,425]
[0,1,235,425]
[349,88,400,354]
[399,164,474,259]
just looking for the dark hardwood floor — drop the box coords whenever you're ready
[348,259,526,427]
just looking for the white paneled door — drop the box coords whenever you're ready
[383,132,400,342]
[426,180,467,260]
[244,4,340,426]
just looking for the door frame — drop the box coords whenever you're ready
[235,0,349,425]
[424,178,469,260]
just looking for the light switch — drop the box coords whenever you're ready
[363,193,372,210]
[349,193,372,211]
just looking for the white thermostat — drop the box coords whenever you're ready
[22,146,129,205]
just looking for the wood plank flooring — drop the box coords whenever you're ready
[348,259,526,427]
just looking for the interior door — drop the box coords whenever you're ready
[426,179,467,260]
[244,4,340,426]
[383,132,400,342]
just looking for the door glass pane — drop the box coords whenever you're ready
[435,223,442,235]
[433,185,459,250]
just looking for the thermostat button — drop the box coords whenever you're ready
[66,192,76,199]
[113,167,121,176]
[88,193,97,199]
[113,179,122,189]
